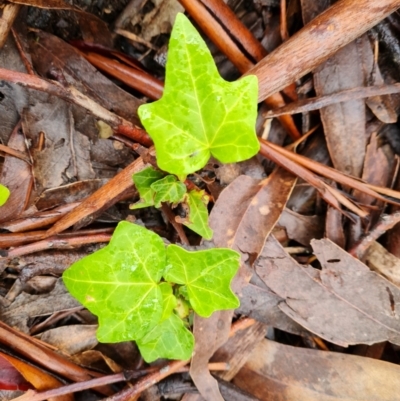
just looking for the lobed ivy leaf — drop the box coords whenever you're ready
[159,282,177,321]
[164,245,240,317]
[0,184,10,207]
[131,167,164,209]
[63,222,166,342]
[136,313,194,363]
[177,190,213,240]
[138,13,259,177]
[151,175,187,207]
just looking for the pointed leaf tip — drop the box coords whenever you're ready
[138,13,259,176]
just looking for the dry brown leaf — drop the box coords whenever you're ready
[36,325,98,355]
[190,168,296,400]
[30,31,142,124]
[237,279,309,336]
[188,312,232,401]
[210,168,296,261]
[353,132,394,207]
[0,352,73,401]
[234,338,400,401]
[277,208,324,246]
[21,93,95,195]
[255,236,400,346]
[302,0,366,178]
[359,34,397,123]
[0,279,80,333]
[130,0,184,41]
[35,179,108,210]
[325,205,346,248]
[365,241,400,287]
[0,123,32,224]
[211,321,267,381]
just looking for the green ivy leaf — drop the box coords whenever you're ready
[136,313,194,363]
[63,221,166,342]
[138,13,259,177]
[0,184,10,207]
[131,167,164,209]
[164,245,240,317]
[151,175,187,207]
[159,282,177,321]
[178,190,213,240]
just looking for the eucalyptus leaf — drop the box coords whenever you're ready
[164,245,240,317]
[63,222,166,342]
[0,184,10,206]
[136,313,194,362]
[151,175,187,207]
[138,13,259,177]
[131,167,164,209]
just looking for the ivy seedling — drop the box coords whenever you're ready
[63,12,259,363]
[138,13,259,178]
[0,184,10,207]
[63,221,240,362]
[131,167,213,239]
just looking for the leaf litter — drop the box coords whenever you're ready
[2,1,400,401]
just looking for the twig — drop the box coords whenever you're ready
[115,28,158,50]
[104,359,189,401]
[349,211,400,259]
[83,52,163,100]
[160,203,190,245]
[0,143,31,163]
[45,156,147,237]
[4,231,112,258]
[264,83,400,117]
[15,362,229,401]
[260,139,400,204]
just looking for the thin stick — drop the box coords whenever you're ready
[264,83,400,117]
[14,362,229,401]
[349,211,400,259]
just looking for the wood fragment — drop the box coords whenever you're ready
[0,3,20,49]
[246,0,400,102]
[264,83,400,117]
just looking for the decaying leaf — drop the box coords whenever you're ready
[302,0,367,178]
[235,338,400,401]
[210,168,296,260]
[36,325,98,355]
[0,279,80,333]
[365,241,400,288]
[0,124,32,224]
[255,236,400,346]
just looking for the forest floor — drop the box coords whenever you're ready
[1,0,400,400]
